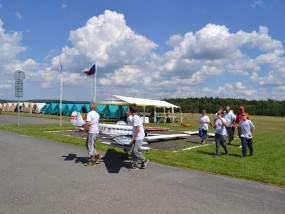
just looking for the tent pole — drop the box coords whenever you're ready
[172,107,174,123]
[154,107,156,123]
[143,106,145,123]
[180,108,183,124]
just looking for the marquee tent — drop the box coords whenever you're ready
[99,95,182,123]
[108,105,120,119]
[33,103,46,113]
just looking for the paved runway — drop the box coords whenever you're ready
[0,116,285,214]
[0,114,68,125]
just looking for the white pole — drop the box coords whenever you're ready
[17,99,20,127]
[60,56,63,127]
[94,63,97,102]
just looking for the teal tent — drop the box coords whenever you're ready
[108,105,120,119]
[83,104,90,113]
[97,105,107,118]
[60,104,67,115]
[50,103,59,115]
[74,104,84,112]
[43,103,52,114]
[121,106,129,117]
[64,104,76,116]
[41,104,50,113]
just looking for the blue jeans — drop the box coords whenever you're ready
[241,137,253,157]
[199,129,208,140]
[215,134,228,156]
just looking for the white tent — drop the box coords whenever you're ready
[33,103,46,113]
[99,95,182,123]
[2,103,9,112]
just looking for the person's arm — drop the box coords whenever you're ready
[81,121,90,137]
[249,122,255,137]
[131,126,140,143]
[218,115,227,126]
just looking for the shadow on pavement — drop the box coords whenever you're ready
[62,153,89,164]
[103,149,131,173]
[62,149,131,173]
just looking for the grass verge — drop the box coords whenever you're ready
[0,113,284,187]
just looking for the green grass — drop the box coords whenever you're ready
[0,112,285,187]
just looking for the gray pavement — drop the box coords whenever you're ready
[0,114,68,125]
[0,116,285,214]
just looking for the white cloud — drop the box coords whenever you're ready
[1,10,285,101]
[0,20,26,62]
[15,12,22,20]
[251,0,265,8]
[60,10,157,71]
[45,18,285,100]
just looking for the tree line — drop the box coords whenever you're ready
[163,97,285,116]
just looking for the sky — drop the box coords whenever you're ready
[0,0,285,102]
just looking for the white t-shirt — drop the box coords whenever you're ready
[215,118,227,135]
[132,114,145,140]
[224,111,236,126]
[127,115,132,126]
[239,120,254,139]
[86,110,100,134]
[199,115,210,130]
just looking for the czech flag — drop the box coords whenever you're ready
[82,64,96,76]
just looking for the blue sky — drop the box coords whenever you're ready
[0,0,285,102]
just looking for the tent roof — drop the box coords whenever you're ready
[99,95,180,108]
[34,103,46,109]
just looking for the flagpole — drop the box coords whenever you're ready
[94,63,97,102]
[60,56,63,127]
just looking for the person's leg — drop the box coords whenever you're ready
[202,129,208,144]
[226,127,233,144]
[247,138,254,156]
[92,134,102,162]
[85,133,96,165]
[199,129,203,143]
[232,127,235,141]
[130,143,138,167]
[215,134,221,156]
[241,137,247,157]
[220,135,229,155]
[133,139,146,162]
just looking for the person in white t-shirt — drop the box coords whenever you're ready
[81,102,102,166]
[224,106,236,144]
[198,110,211,144]
[238,113,255,158]
[213,110,229,157]
[129,104,148,170]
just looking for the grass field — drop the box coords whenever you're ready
[0,112,285,187]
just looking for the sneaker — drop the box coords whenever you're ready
[201,140,206,145]
[129,165,139,171]
[141,159,149,169]
[225,151,229,155]
[94,154,103,164]
[84,160,96,166]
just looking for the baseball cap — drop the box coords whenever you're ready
[239,106,244,109]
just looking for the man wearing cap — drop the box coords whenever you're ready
[235,106,250,147]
